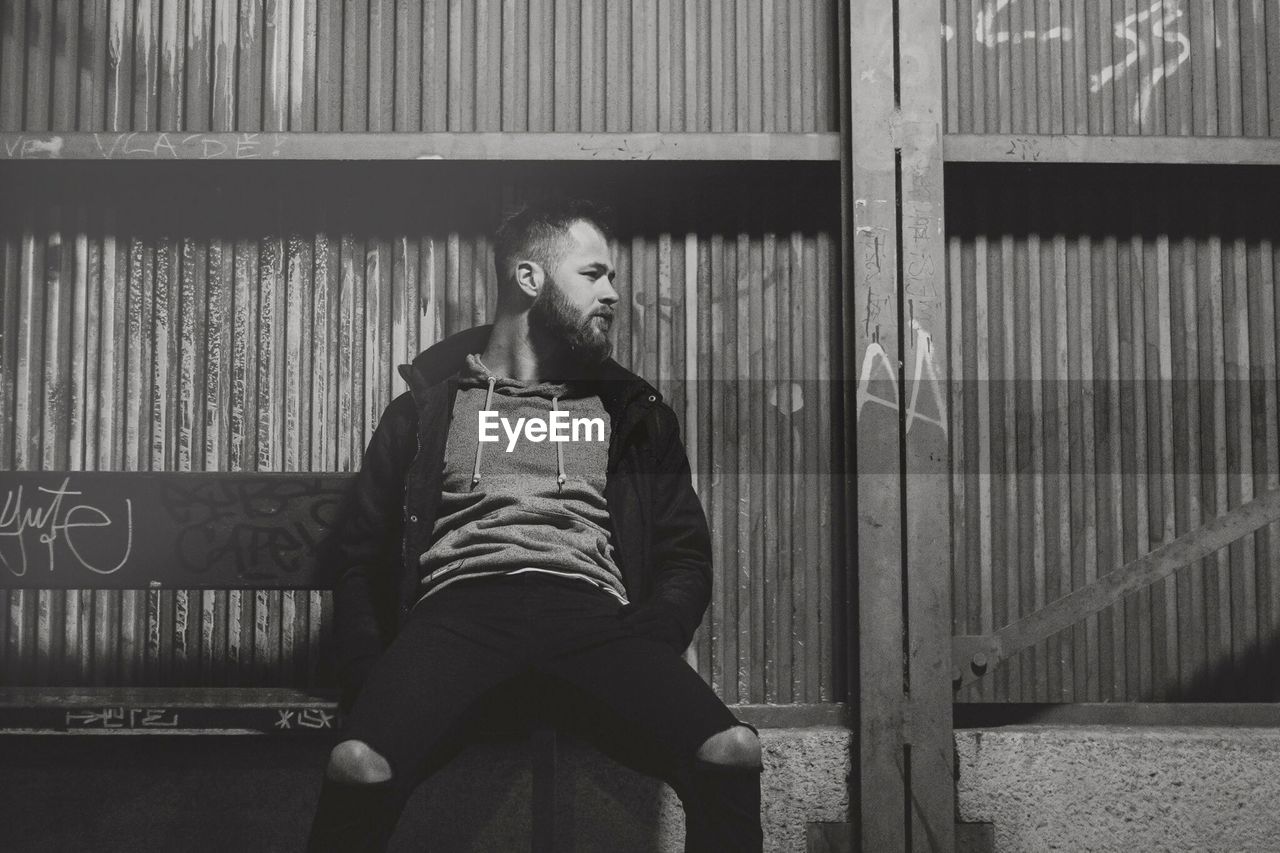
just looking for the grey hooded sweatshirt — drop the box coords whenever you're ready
[413,354,630,607]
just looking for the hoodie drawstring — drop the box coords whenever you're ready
[552,395,566,492]
[470,372,568,492]
[471,376,497,488]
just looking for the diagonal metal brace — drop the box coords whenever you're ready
[953,488,1280,690]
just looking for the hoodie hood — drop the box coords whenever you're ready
[457,353,570,400]
[397,324,663,413]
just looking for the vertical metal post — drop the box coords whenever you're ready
[899,0,955,846]
[839,0,953,849]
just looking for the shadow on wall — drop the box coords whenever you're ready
[0,159,839,242]
[1167,629,1280,702]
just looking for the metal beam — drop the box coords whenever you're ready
[955,703,1280,728]
[943,134,1280,166]
[0,131,840,162]
[11,132,1279,166]
[842,0,908,844]
[9,132,1279,166]
[954,489,1280,690]
[842,0,954,848]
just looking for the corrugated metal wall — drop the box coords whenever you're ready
[949,165,1280,702]
[0,0,838,133]
[7,0,1276,710]
[944,0,1280,136]
[0,163,842,704]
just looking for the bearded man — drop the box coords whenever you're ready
[306,199,763,852]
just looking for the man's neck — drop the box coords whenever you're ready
[478,313,557,383]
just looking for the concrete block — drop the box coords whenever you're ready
[400,725,853,852]
[956,726,1280,853]
[0,726,850,852]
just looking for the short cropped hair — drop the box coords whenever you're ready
[492,198,614,294]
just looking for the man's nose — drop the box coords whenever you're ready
[600,281,620,306]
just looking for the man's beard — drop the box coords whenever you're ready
[527,277,614,368]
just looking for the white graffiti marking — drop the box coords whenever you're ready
[973,0,1074,47]
[856,321,947,437]
[0,478,135,578]
[1089,0,1192,125]
[964,0,1194,126]
[275,708,336,730]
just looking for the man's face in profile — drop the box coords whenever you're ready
[528,220,619,366]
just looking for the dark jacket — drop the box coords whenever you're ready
[318,324,714,709]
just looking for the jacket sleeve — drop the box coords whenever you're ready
[317,395,414,710]
[641,404,713,652]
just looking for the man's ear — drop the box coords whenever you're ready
[514,260,544,299]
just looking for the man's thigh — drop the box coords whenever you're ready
[532,594,743,774]
[342,579,536,781]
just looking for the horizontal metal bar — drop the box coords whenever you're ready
[954,703,1280,728]
[944,134,1280,165]
[7,132,1278,165]
[0,687,338,708]
[0,132,841,162]
[953,489,1280,690]
[0,689,850,732]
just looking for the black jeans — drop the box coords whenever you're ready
[307,571,763,852]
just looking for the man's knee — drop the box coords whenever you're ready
[695,725,762,769]
[326,739,393,783]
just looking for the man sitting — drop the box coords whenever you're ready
[306,198,762,852]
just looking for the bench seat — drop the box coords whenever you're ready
[1,696,854,852]
[0,687,854,851]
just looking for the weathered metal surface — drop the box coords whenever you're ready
[944,0,1280,137]
[954,489,1280,691]
[944,134,1280,165]
[0,130,842,161]
[0,686,849,733]
[954,702,1280,728]
[949,166,1280,703]
[0,0,839,134]
[0,685,343,733]
[899,0,956,846]
[844,0,907,846]
[0,163,840,698]
[0,472,351,589]
[844,0,956,843]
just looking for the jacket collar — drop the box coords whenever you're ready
[397,324,662,418]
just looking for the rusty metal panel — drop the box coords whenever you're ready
[0,0,839,134]
[0,162,840,699]
[944,0,1280,136]
[949,165,1280,702]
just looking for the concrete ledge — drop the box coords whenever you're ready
[956,726,1280,853]
[0,726,851,852]
[402,725,853,852]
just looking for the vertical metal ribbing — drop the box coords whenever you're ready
[0,0,841,134]
[0,170,840,698]
[950,170,1280,703]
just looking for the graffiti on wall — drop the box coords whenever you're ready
[949,0,1196,126]
[856,319,947,438]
